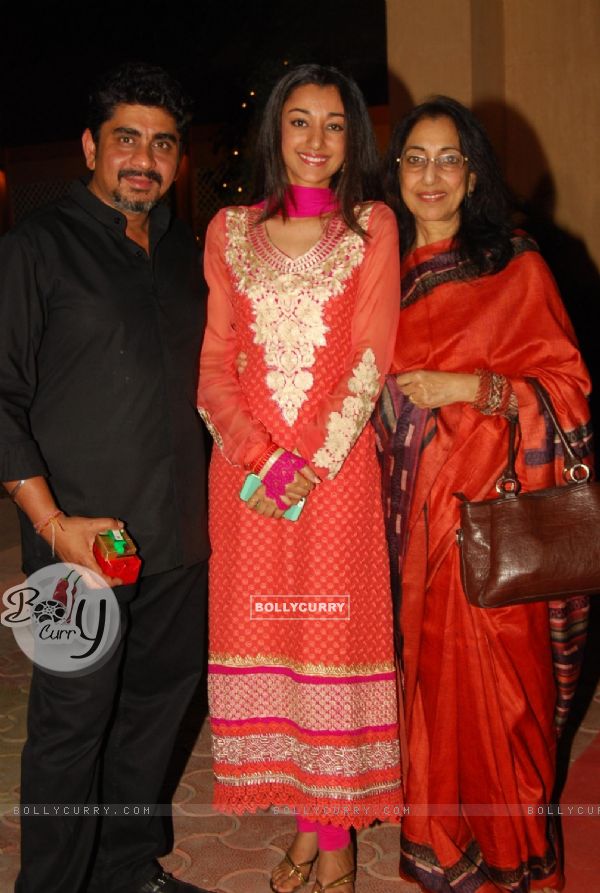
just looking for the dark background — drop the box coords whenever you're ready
[1,0,598,784]
[0,0,388,146]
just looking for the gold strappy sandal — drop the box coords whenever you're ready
[312,870,355,892]
[270,852,316,892]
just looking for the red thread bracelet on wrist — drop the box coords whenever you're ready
[34,509,64,535]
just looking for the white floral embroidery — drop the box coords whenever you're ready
[225,207,372,425]
[198,407,224,450]
[312,348,381,478]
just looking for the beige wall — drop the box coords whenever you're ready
[503,0,600,269]
[387,0,474,112]
[385,0,600,270]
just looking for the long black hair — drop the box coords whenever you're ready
[252,64,383,236]
[384,96,513,275]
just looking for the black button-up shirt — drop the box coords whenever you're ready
[0,180,209,575]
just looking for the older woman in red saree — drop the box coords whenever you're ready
[373,97,592,892]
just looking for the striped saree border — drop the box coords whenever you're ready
[401,830,560,892]
[401,234,539,310]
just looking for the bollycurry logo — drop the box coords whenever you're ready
[250,594,350,620]
[1,563,120,676]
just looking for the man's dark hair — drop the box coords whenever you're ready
[252,63,383,237]
[384,95,513,275]
[87,61,193,145]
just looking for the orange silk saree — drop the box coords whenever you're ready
[374,235,592,891]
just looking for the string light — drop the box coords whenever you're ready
[222,73,271,201]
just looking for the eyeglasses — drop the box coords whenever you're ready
[398,151,469,172]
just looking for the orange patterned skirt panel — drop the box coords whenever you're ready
[208,428,402,827]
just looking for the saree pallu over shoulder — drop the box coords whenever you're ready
[379,234,592,890]
[400,232,538,310]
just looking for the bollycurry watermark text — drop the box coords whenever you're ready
[272,803,600,818]
[11,802,600,818]
[250,594,350,620]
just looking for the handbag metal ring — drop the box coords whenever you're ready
[563,463,591,483]
[495,476,521,495]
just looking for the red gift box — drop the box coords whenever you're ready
[93,529,141,584]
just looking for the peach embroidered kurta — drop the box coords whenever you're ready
[198,202,402,826]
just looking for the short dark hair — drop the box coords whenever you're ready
[252,63,383,236]
[385,95,513,275]
[87,61,193,145]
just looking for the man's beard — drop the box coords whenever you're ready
[111,191,158,213]
[112,168,163,213]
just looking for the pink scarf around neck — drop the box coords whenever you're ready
[262,185,338,218]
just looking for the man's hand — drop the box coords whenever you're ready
[44,515,124,586]
[396,370,479,409]
[2,476,124,585]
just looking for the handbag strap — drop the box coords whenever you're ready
[496,378,590,496]
[525,377,590,481]
[496,417,521,495]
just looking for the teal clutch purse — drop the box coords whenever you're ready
[239,473,305,521]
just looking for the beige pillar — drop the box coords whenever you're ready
[386,0,474,116]
[503,0,600,268]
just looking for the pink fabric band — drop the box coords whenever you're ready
[296,815,351,849]
[260,185,339,218]
[262,451,307,510]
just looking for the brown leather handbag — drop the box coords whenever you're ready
[455,378,600,608]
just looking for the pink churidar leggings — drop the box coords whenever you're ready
[296,816,350,851]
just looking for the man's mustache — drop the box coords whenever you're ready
[118,169,163,185]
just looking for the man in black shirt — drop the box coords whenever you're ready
[0,63,211,893]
